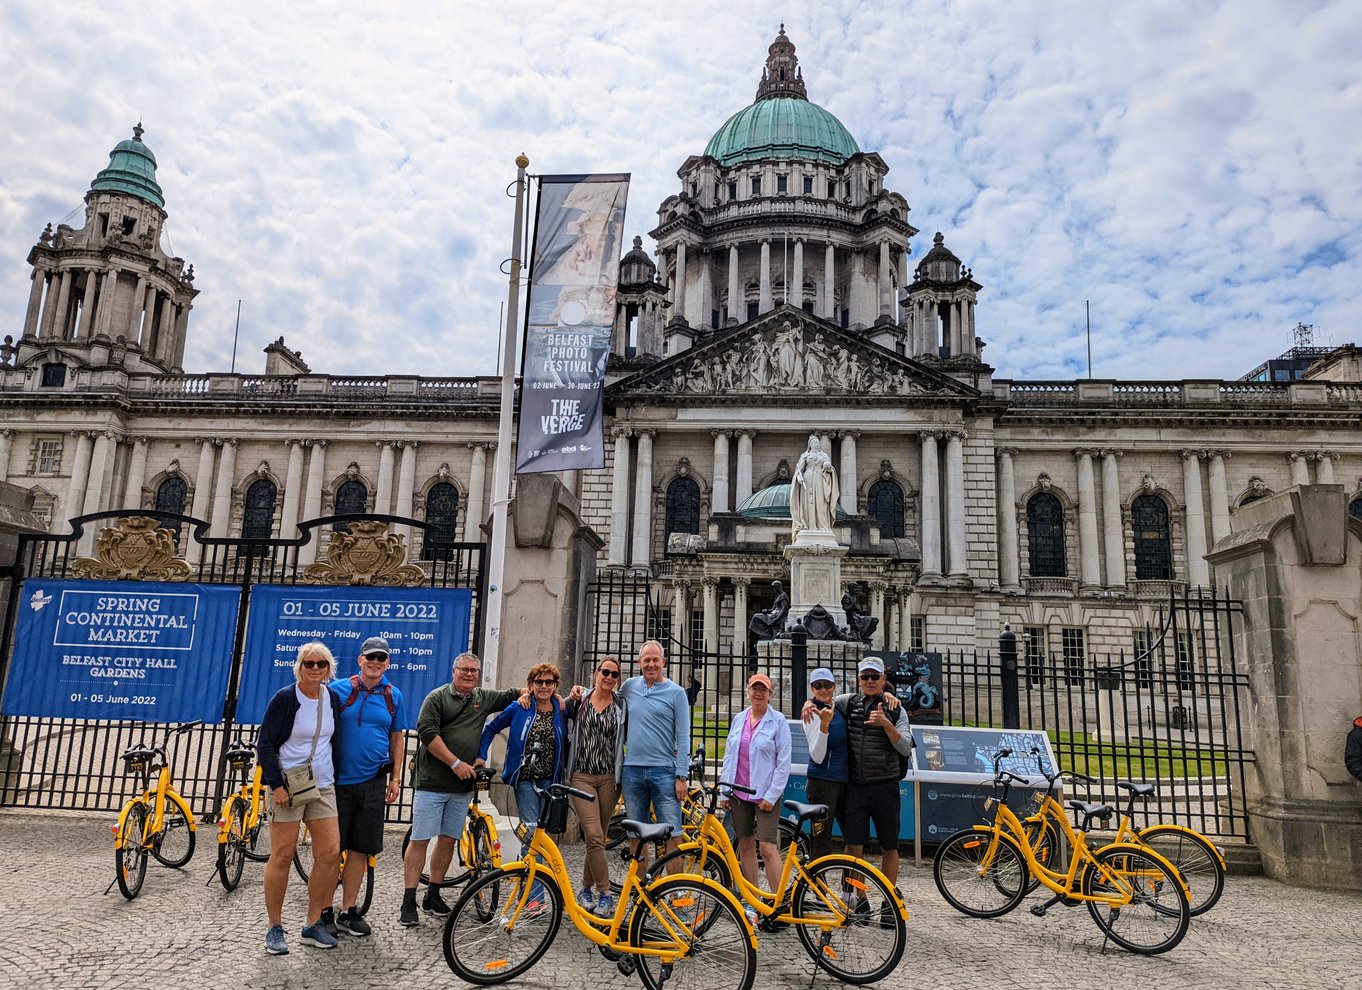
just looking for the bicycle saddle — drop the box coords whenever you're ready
[782,800,829,823]
[1067,799,1114,818]
[1115,780,1156,797]
[619,820,674,845]
[224,745,255,763]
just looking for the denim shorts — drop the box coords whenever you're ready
[620,765,684,836]
[409,788,474,842]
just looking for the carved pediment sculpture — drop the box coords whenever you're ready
[300,520,426,587]
[71,516,193,581]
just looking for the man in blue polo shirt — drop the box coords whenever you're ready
[324,636,406,937]
[618,640,690,869]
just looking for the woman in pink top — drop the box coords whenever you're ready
[720,672,791,893]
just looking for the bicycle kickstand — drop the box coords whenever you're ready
[103,875,119,896]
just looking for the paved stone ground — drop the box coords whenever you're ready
[1,810,1358,990]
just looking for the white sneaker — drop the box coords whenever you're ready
[576,887,597,910]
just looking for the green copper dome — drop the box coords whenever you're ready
[90,125,165,208]
[705,97,859,167]
[736,483,848,520]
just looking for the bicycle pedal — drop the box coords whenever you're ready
[616,957,636,977]
[1029,904,1048,918]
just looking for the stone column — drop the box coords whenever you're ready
[1207,450,1231,545]
[791,239,804,309]
[1288,451,1311,487]
[51,271,74,339]
[759,240,772,313]
[1315,451,1338,485]
[734,431,754,504]
[674,242,687,322]
[372,440,395,515]
[945,431,968,584]
[464,442,489,541]
[186,438,217,564]
[996,447,1021,591]
[727,244,740,323]
[209,438,238,538]
[701,577,719,653]
[823,243,836,319]
[899,252,911,325]
[839,431,858,515]
[122,436,150,510]
[711,430,730,514]
[919,431,943,582]
[298,439,329,566]
[897,591,913,650]
[878,241,892,318]
[1182,449,1209,587]
[279,439,306,539]
[869,580,888,648]
[156,296,174,362]
[733,577,750,656]
[82,430,117,517]
[129,275,148,339]
[94,267,118,336]
[37,273,59,337]
[22,268,44,335]
[74,272,97,339]
[1075,449,1101,591]
[0,429,14,485]
[607,427,631,568]
[698,249,713,324]
[1100,449,1126,590]
[630,429,655,573]
[395,440,418,540]
[671,580,690,648]
[63,431,94,529]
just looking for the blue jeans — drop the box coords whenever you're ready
[514,779,542,856]
[621,765,683,837]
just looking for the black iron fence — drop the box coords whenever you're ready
[0,509,487,822]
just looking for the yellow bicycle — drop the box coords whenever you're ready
[401,766,503,890]
[215,733,272,891]
[110,720,201,900]
[443,780,757,990]
[647,780,907,985]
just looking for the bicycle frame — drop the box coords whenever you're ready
[217,762,266,844]
[115,761,193,849]
[459,777,503,871]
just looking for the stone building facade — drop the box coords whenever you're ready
[2,30,1359,669]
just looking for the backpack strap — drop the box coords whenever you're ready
[339,676,396,718]
[341,675,362,709]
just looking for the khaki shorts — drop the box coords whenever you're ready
[729,796,780,844]
[268,785,338,823]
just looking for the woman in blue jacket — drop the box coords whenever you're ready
[478,662,569,851]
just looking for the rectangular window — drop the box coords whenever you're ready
[41,363,67,388]
[776,175,787,195]
[1022,625,1046,685]
[728,181,737,201]
[1132,629,1153,688]
[747,301,759,321]
[1175,633,1195,691]
[1061,627,1085,686]
[750,177,761,196]
[828,182,838,200]
[649,607,672,645]
[36,438,62,474]
[689,609,704,651]
[910,616,925,652]
[803,176,813,195]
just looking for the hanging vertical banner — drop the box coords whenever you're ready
[517,173,630,475]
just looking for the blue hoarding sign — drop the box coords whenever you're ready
[235,585,472,729]
[2,580,241,723]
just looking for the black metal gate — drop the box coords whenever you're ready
[0,509,487,822]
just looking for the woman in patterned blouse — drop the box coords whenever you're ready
[564,655,627,914]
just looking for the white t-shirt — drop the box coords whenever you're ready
[279,685,336,789]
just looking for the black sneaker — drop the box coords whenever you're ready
[319,906,339,938]
[880,902,898,930]
[400,901,420,927]
[337,908,372,937]
[423,888,452,916]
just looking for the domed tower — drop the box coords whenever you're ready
[648,26,916,353]
[903,232,983,361]
[611,235,668,364]
[17,125,198,375]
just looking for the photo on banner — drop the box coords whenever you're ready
[233,585,473,729]
[516,173,629,475]
[1,579,241,723]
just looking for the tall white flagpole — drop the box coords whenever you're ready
[481,153,530,689]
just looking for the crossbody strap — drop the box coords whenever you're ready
[308,691,324,762]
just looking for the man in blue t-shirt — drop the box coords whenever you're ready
[618,640,690,868]
[324,636,406,937]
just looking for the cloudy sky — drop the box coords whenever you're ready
[0,0,1356,381]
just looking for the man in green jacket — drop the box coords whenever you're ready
[399,651,519,925]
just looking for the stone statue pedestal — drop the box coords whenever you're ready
[784,531,847,629]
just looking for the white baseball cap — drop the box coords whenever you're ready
[808,667,836,685]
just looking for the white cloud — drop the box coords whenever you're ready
[0,0,1356,381]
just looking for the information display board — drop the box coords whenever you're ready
[2,579,241,723]
[234,585,472,728]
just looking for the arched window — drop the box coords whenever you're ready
[333,479,368,530]
[242,479,277,540]
[867,479,904,538]
[1026,492,1066,577]
[155,477,187,546]
[423,482,460,561]
[1350,497,1362,522]
[665,477,701,543]
[1132,494,1172,580]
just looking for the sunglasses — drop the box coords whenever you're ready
[363,653,390,662]
[859,672,882,681]
[300,659,330,670]
[532,679,559,687]
[811,681,835,689]
[598,669,621,679]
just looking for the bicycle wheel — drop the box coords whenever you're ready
[115,801,149,900]
[791,858,905,985]
[932,829,1029,919]
[1081,845,1190,955]
[1135,824,1225,916]
[242,801,271,862]
[443,865,562,984]
[629,876,756,990]
[217,798,247,892]
[151,794,196,868]
[1023,817,1061,895]
[646,843,733,890]
[293,823,314,882]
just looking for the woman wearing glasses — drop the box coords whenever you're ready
[720,672,791,902]
[564,655,627,914]
[478,662,569,854]
[257,641,343,955]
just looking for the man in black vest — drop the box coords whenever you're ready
[840,656,913,918]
